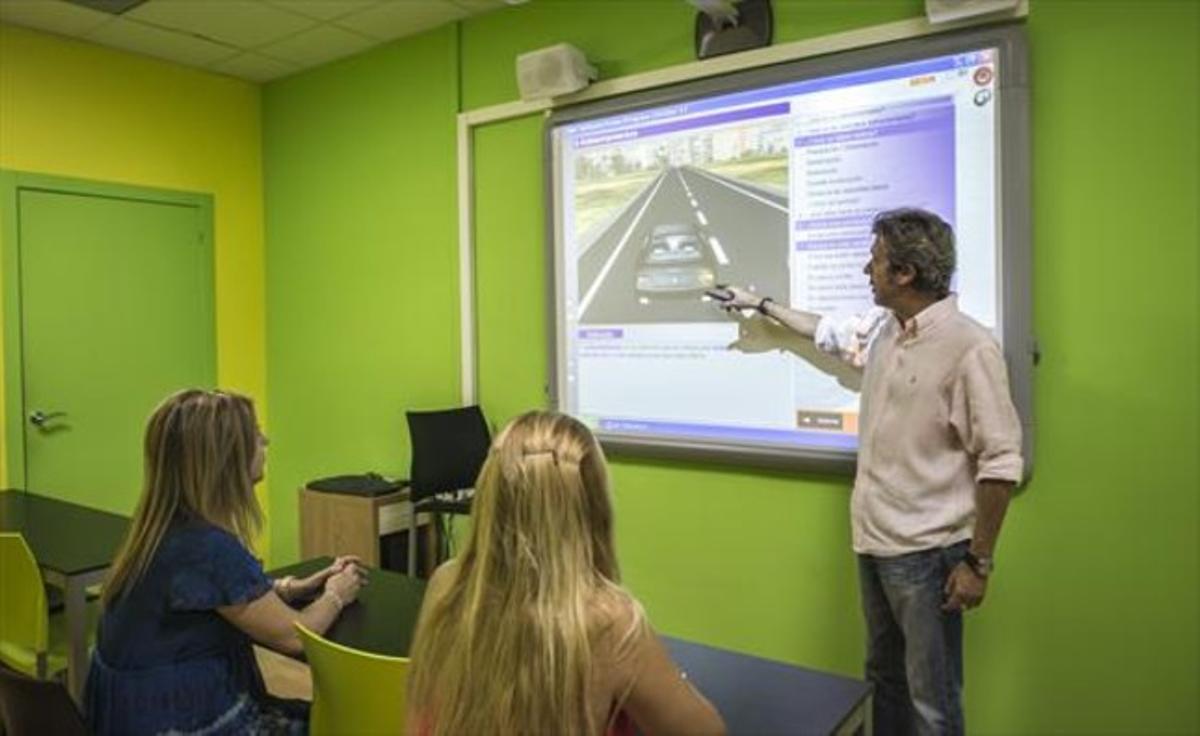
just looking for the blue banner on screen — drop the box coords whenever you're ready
[550,46,1003,456]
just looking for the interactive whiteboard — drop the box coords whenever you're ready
[547,26,1031,472]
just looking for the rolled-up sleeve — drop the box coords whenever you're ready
[950,342,1024,483]
[815,308,890,368]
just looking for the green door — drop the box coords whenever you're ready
[8,178,214,514]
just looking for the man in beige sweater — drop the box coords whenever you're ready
[717,208,1023,736]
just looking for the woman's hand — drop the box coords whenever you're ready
[284,555,364,600]
[325,563,367,607]
[224,559,369,654]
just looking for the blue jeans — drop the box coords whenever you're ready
[857,541,968,736]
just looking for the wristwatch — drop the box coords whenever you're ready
[963,550,994,578]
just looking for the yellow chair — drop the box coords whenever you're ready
[296,622,410,736]
[0,532,81,679]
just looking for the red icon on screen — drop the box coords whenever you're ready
[973,66,994,86]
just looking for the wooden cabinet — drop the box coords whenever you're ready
[298,486,436,574]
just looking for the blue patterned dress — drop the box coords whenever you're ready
[85,519,307,735]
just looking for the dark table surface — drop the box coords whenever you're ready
[665,638,870,735]
[270,557,428,657]
[270,557,870,735]
[0,490,130,575]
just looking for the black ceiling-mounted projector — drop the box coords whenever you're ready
[693,0,773,60]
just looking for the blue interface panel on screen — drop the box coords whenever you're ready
[548,30,1028,469]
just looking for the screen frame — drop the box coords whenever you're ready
[544,23,1032,476]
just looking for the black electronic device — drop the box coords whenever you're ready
[694,0,773,60]
[306,473,405,497]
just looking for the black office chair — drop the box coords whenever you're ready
[0,665,89,736]
[404,406,491,577]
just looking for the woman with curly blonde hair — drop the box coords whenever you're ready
[408,410,725,735]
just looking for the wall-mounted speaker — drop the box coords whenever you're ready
[516,43,597,102]
[925,0,1022,24]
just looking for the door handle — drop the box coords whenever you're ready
[29,410,67,427]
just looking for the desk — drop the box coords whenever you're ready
[298,486,437,575]
[0,490,129,700]
[272,558,872,735]
[664,639,871,735]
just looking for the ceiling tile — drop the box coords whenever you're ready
[257,23,375,67]
[209,51,298,82]
[123,0,315,49]
[1,0,506,84]
[85,16,236,67]
[263,0,379,22]
[0,0,114,37]
[334,0,466,41]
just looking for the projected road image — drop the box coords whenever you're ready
[576,164,789,324]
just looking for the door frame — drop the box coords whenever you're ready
[0,170,215,487]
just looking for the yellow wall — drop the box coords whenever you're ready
[0,24,271,554]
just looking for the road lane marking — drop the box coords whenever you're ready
[688,167,787,213]
[695,210,708,226]
[707,236,730,266]
[578,172,668,315]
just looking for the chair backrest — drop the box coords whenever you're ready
[296,622,410,736]
[0,665,89,736]
[0,534,48,655]
[406,405,491,502]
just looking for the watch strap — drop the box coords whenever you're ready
[963,550,994,577]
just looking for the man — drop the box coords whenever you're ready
[716,208,1023,735]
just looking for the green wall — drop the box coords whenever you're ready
[262,26,462,564]
[264,2,1199,732]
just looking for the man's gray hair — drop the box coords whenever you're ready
[872,208,956,298]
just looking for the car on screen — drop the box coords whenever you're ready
[635,223,717,294]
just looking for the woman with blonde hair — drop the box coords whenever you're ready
[408,410,725,736]
[85,389,366,735]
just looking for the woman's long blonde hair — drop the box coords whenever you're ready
[102,389,262,605]
[408,411,646,735]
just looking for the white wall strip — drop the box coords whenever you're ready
[456,114,476,404]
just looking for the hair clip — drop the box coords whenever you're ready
[522,449,559,464]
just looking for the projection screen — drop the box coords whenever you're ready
[546,24,1032,473]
